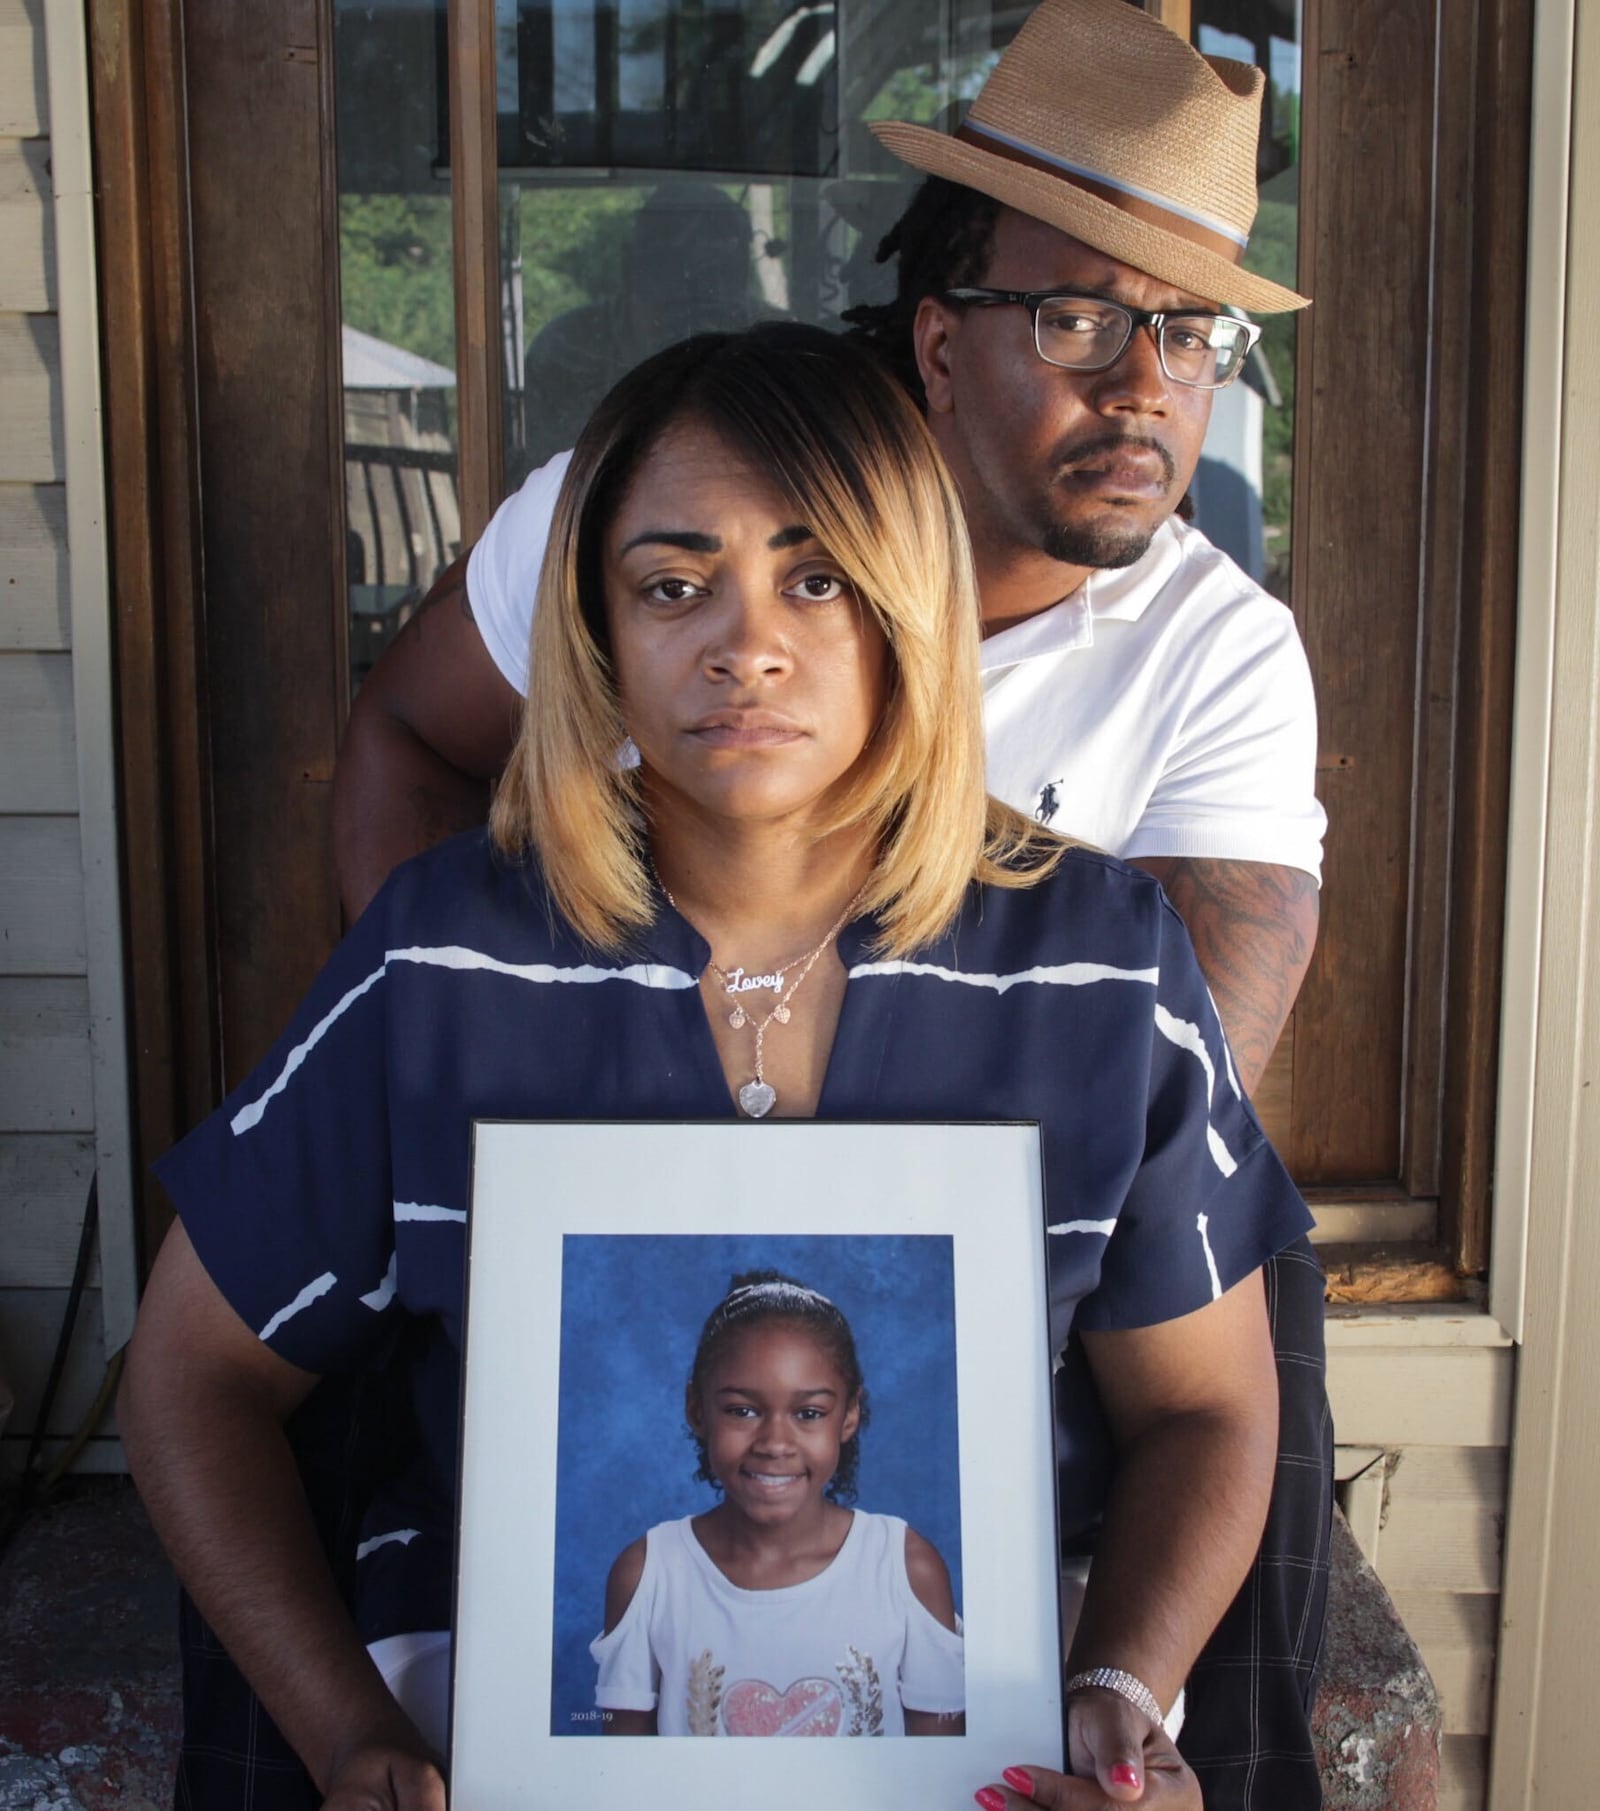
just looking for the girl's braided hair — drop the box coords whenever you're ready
[687,1269,871,1505]
[842,177,1003,411]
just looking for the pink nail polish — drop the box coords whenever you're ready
[1110,1762,1142,1788]
[975,1790,1007,1811]
[1002,1768,1035,1795]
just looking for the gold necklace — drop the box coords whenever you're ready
[658,880,866,1119]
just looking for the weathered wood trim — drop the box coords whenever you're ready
[1288,0,1434,1183]
[1436,0,1535,1276]
[1319,1242,1474,1306]
[447,0,504,537]
[1401,0,1476,1206]
[89,0,220,1279]
[1305,1189,1437,1245]
[182,0,346,1084]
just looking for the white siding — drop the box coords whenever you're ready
[0,138,52,310]
[0,1,47,141]
[1328,1310,1511,1811]
[0,0,118,1472]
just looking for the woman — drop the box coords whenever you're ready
[122,324,1309,1810]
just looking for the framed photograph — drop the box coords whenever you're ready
[452,1121,1062,1808]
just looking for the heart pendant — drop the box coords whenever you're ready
[772,1004,791,1024]
[738,1080,777,1119]
[728,1005,747,1029]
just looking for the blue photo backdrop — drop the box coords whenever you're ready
[547,1233,962,1735]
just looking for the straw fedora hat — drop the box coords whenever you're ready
[869,0,1309,315]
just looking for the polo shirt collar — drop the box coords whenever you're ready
[977,517,1183,671]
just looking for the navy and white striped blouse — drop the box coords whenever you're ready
[156,829,1310,1639]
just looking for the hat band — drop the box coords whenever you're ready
[954,120,1248,267]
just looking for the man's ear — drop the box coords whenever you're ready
[913,295,960,415]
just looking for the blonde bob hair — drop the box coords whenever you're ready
[490,323,1062,955]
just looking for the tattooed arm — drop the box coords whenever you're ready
[333,553,523,920]
[1130,858,1319,1096]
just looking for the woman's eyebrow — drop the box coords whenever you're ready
[618,529,722,554]
[767,525,815,550]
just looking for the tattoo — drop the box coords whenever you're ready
[392,561,471,651]
[1154,860,1319,1096]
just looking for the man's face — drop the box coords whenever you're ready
[917,207,1217,572]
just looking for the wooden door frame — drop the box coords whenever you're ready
[88,0,218,1272]
[90,0,1529,1286]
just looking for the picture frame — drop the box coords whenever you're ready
[451,1120,1063,1808]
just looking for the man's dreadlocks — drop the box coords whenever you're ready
[842,177,1002,412]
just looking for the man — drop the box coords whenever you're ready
[332,0,1327,1803]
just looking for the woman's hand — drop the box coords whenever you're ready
[1065,1688,1194,1802]
[973,1704,1201,1811]
[321,1740,447,1811]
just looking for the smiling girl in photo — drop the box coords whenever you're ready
[590,1270,966,1737]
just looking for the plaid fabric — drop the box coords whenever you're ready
[173,1359,414,1809]
[1179,1236,1333,1810]
[175,1589,319,1811]
[172,1244,1332,1808]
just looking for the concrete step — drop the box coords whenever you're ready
[0,1478,179,1810]
[1313,1508,1444,1810]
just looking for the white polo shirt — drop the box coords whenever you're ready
[468,451,1325,883]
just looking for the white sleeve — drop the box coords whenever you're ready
[464,448,573,698]
[1119,591,1327,884]
[588,1533,661,1713]
[895,1525,966,1716]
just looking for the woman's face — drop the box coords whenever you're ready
[602,418,890,830]
[689,1322,861,1527]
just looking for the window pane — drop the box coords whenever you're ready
[1190,1,1301,603]
[335,0,462,694]
[494,1,1014,490]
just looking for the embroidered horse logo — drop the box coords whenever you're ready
[1035,779,1063,825]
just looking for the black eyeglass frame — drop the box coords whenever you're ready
[940,287,1263,391]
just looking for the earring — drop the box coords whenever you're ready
[617,735,641,770]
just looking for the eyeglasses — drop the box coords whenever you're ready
[941,288,1262,391]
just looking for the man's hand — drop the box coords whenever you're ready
[334,553,523,920]
[972,1716,1201,1810]
[120,1225,437,1799]
[321,1740,447,1811]
[1131,857,1318,1094]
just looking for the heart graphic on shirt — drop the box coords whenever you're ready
[721,1675,844,1737]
